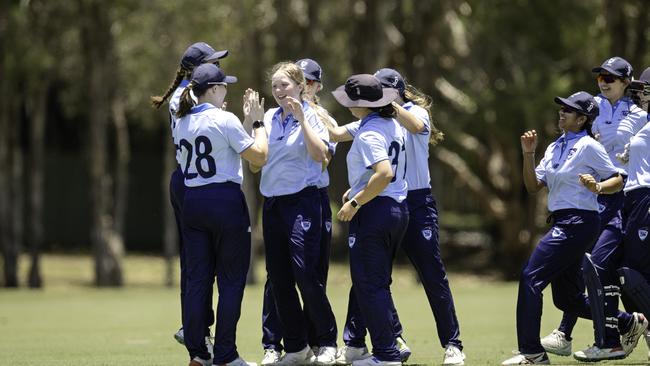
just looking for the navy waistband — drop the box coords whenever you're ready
[265,186,318,201]
[186,181,241,191]
[548,208,598,223]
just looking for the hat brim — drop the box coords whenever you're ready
[204,50,229,63]
[332,87,398,108]
[591,66,624,77]
[554,96,582,111]
[304,74,321,82]
[224,75,237,84]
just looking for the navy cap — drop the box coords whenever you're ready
[332,74,398,108]
[554,91,599,117]
[592,56,633,78]
[639,67,650,84]
[296,58,322,82]
[374,68,406,95]
[190,64,237,90]
[180,42,229,69]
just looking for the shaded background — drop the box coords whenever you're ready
[1,0,648,287]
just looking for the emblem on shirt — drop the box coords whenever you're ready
[325,220,332,233]
[348,235,356,248]
[567,148,577,159]
[639,228,648,241]
[421,229,433,240]
[552,227,565,239]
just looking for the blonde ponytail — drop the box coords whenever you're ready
[404,84,444,145]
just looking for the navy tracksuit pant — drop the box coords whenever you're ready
[182,182,251,363]
[262,186,337,352]
[348,196,409,361]
[343,190,463,350]
[261,188,333,351]
[622,188,650,282]
[557,192,629,347]
[170,167,214,336]
[517,209,600,354]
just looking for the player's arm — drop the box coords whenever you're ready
[393,102,425,134]
[337,159,392,222]
[521,130,545,193]
[241,124,268,168]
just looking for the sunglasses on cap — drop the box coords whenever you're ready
[597,74,623,84]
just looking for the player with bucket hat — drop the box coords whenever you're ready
[332,74,409,366]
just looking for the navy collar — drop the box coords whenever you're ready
[190,103,216,114]
[360,112,381,127]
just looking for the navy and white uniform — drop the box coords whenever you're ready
[342,103,463,351]
[168,80,215,337]
[557,96,647,343]
[176,103,254,363]
[261,105,338,351]
[621,123,650,279]
[260,103,337,352]
[345,112,409,361]
[516,130,619,354]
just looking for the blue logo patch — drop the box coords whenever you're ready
[639,228,648,241]
[348,236,356,248]
[552,227,566,239]
[421,229,432,240]
[325,220,332,233]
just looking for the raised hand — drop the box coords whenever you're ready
[286,96,305,123]
[521,130,538,153]
[243,89,264,127]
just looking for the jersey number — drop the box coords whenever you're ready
[179,136,216,179]
[387,139,407,183]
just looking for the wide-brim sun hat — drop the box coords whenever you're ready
[332,74,398,108]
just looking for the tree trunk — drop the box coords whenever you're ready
[111,97,129,239]
[26,82,49,288]
[0,1,13,287]
[79,0,122,287]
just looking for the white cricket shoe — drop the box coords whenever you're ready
[174,327,185,344]
[442,345,465,365]
[313,346,337,365]
[276,346,314,366]
[335,345,371,365]
[501,352,549,365]
[351,356,401,366]
[645,330,650,360]
[225,357,259,366]
[395,337,411,362]
[573,345,625,361]
[540,329,571,356]
[262,349,282,366]
[622,312,649,356]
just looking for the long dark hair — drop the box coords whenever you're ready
[369,104,397,118]
[175,81,212,119]
[150,66,192,109]
[403,84,444,145]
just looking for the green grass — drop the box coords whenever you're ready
[0,255,648,365]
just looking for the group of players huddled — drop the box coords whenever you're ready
[150,42,650,366]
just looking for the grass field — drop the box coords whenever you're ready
[1,255,648,365]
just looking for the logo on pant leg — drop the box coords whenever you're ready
[552,227,565,239]
[421,229,432,240]
[598,203,606,213]
[639,228,648,241]
[325,220,332,232]
[301,220,311,231]
[348,235,356,248]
